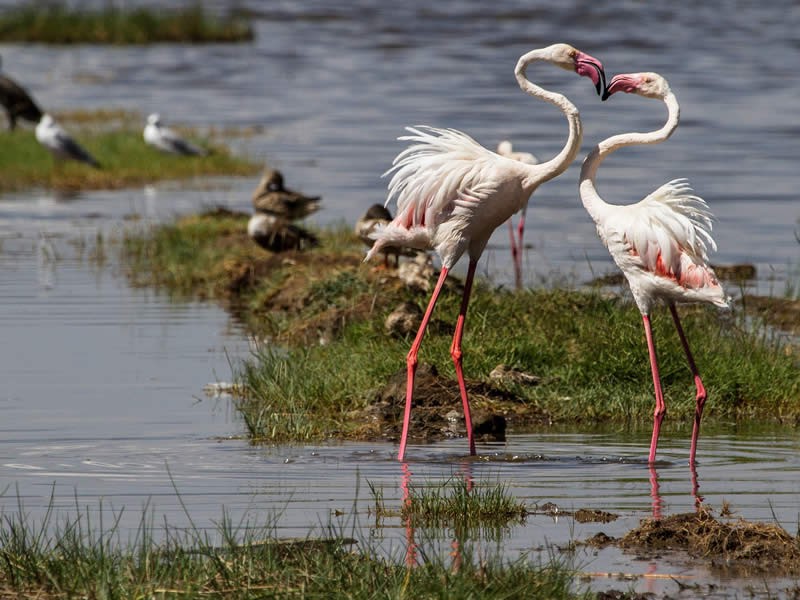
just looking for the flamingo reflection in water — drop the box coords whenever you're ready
[400,461,473,571]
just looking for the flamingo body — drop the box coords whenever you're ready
[369,126,535,268]
[368,43,607,460]
[595,178,727,315]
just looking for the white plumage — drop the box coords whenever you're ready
[35,113,100,168]
[143,113,207,156]
[582,71,728,466]
[368,43,608,461]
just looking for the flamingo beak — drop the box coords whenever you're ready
[602,74,640,101]
[575,52,607,97]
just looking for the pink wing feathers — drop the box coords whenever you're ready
[365,126,498,260]
[617,179,726,301]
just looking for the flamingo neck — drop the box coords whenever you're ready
[514,50,583,191]
[579,91,679,223]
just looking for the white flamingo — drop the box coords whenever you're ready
[367,43,606,460]
[580,72,729,465]
[496,140,539,288]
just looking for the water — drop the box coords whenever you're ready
[1,1,799,597]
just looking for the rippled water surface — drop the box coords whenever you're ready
[1,1,799,597]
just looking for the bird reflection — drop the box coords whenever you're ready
[399,460,474,571]
[648,462,705,520]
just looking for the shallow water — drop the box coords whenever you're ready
[1,1,799,597]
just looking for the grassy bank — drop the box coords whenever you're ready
[0,488,580,600]
[120,210,800,447]
[0,111,259,193]
[0,3,252,44]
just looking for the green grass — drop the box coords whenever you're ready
[120,210,800,445]
[0,3,253,44]
[0,114,259,193]
[370,477,528,531]
[0,493,581,600]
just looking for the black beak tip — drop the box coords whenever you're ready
[601,89,611,101]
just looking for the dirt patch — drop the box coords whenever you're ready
[360,363,551,444]
[593,507,800,575]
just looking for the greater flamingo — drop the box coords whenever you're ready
[367,43,606,460]
[580,72,729,465]
[496,140,539,287]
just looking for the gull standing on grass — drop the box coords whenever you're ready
[143,113,207,156]
[35,114,101,169]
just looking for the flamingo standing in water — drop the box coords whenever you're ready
[367,43,606,460]
[580,72,729,465]
[496,140,539,287]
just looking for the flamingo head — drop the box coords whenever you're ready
[546,44,607,96]
[602,72,670,101]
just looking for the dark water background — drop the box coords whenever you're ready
[1,2,799,597]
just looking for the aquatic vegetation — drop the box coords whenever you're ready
[120,210,800,446]
[0,494,579,600]
[0,116,258,192]
[0,3,253,44]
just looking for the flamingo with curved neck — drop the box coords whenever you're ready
[580,72,729,465]
[368,43,606,460]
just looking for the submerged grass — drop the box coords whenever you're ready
[0,116,258,193]
[0,491,581,599]
[370,477,528,530]
[0,3,253,44]
[121,210,800,445]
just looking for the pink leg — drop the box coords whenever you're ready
[449,260,478,456]
[513,209,526,290]
[397,266,450,461]
[508,220,519,266]
[642,314,666,463]
[668,303,707,466]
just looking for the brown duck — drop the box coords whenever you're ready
[251,168,321,219]
[247,211,319,253]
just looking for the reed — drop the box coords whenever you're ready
[0,3,253,44]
